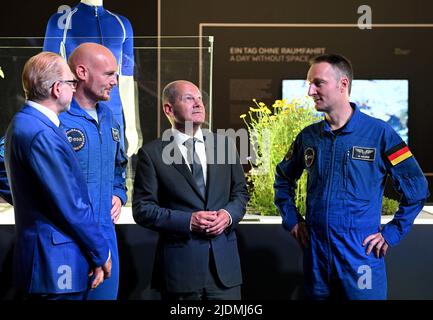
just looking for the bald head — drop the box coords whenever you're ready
[163,80,198,105]
[68,43,117,75]
[68,43,119,107]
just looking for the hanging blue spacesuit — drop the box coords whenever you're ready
[43,2,135,149]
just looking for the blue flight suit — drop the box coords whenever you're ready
[43,2,135,148]
[274,103,429,299]
[60,98,127,300]
[0,136,12,204]
[5,104,110,295]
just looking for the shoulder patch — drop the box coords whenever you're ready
[304,147,315,168]
[111,128,120,142]
[65,128,86,151]
[385,142,412,166]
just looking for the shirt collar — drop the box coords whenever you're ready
[27,100,60,127]
[171,127,204,147]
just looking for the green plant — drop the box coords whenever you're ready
[241,98,320,216]
[381,196,399,215]
[240,98,401,217]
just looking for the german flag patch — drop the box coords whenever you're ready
[385,142,413,166]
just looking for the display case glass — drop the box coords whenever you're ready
[0,36,214,208]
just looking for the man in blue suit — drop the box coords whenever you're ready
[132,80,249,300]
[4,51,111,299]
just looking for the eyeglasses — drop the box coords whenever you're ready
[50,79,78,89]
[180,94,202,104]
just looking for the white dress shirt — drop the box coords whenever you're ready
[27,100,60,127]
[172,128,207,184]
[171,128,233,228]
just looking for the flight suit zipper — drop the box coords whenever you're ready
[325,134,337,280]
[88,115,103,225]
[344,150,350,189]
[95,119,103,225]
[94,6,103,46]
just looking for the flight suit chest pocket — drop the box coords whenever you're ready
[340,146,378,201]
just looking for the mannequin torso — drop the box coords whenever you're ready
[43,1,140,155]
[81,0,103,6]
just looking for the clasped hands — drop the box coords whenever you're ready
[191,210,230,236]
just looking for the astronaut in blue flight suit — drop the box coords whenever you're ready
[274,54,429,299]
[60,43,128,299]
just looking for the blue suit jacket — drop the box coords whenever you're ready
[132,132,249,293]
[0,136,12,204]
[4,104,109,294]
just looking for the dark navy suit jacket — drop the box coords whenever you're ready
[132,131,249,293]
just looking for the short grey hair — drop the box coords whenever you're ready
[22,52,65,101]
[162,80,182,105]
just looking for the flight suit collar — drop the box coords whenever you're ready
[67,98,106,122]
[322,102,360,134]
[78,2,106,16]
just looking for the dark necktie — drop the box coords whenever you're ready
[184,138,206,198]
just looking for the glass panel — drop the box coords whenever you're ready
[0,36,213,208]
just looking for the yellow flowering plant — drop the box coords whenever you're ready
[241,98,320,216]
[240,98,400,216]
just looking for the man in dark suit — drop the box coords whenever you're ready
[132,80,249,300]
[4,51,111,299]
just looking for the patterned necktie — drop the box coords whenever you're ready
[184,138,206,198]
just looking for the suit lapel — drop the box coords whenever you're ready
[161,138,206,201]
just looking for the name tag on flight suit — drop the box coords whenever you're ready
[352,146,376,161]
